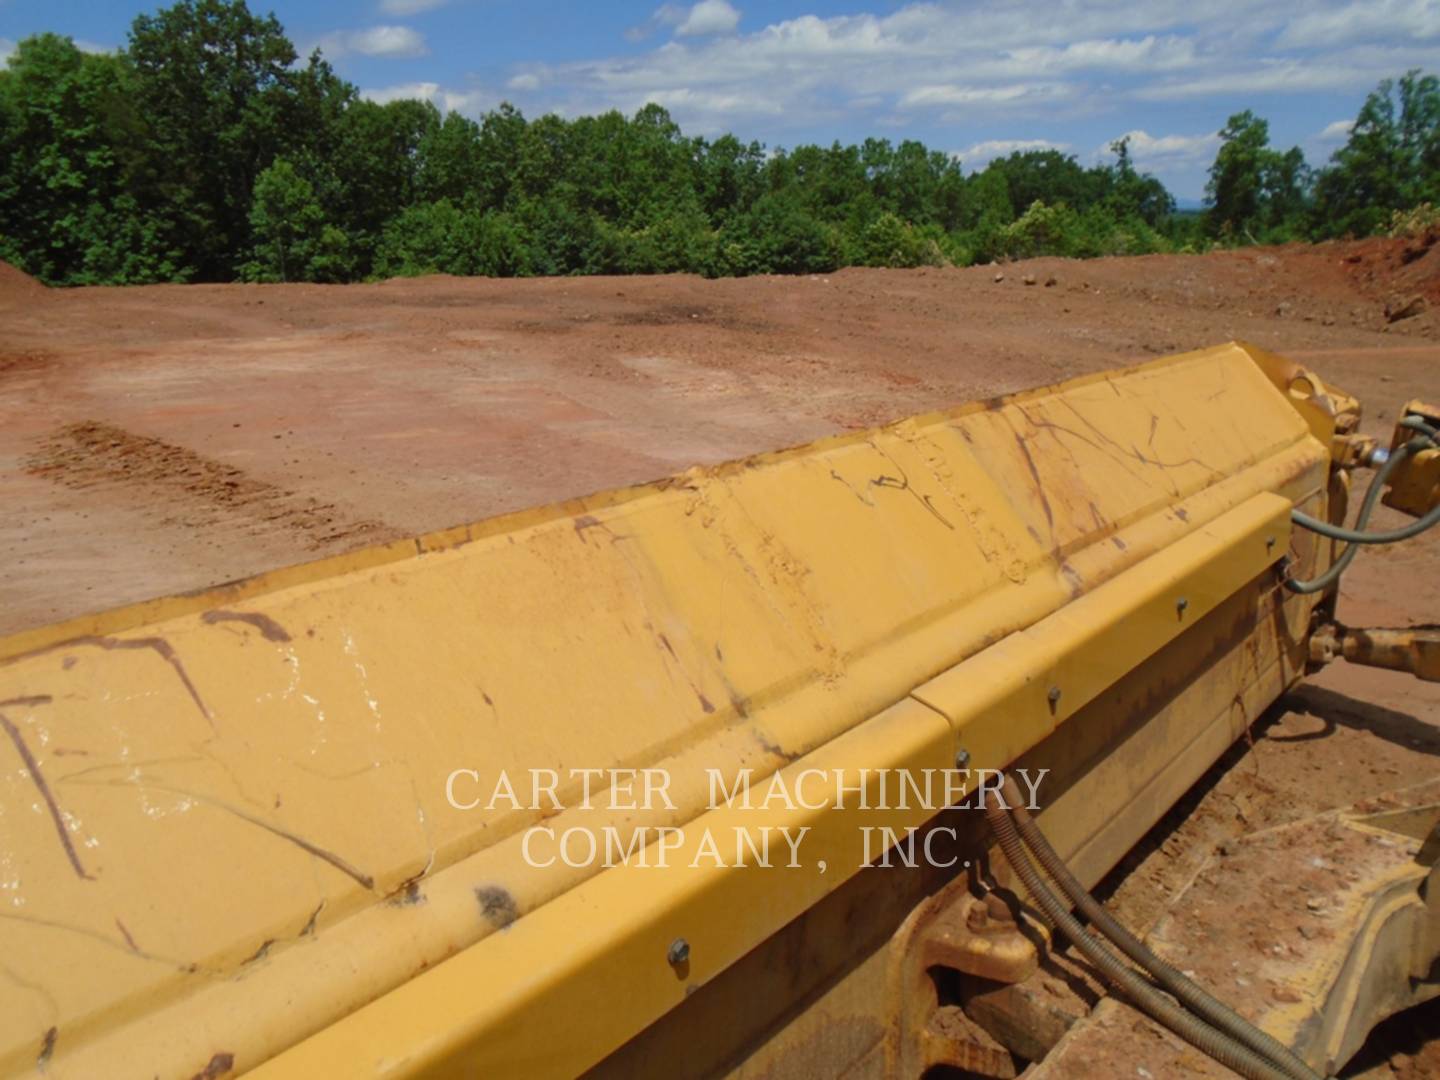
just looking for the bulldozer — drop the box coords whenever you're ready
[0,341,1436,1079]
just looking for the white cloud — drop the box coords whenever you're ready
[320,25,428,60]
[641,86,782,116]
[522,2,1271,137]
[361,81,487,114]
[675,0,741,38]
[1101,129,1221,167]
[1279,0,1440,48]
[901,83,1067,108]
[629,1,742,42]
[442,89,489,114]
[1005,35,1199,74]
[363,81,440,105]
[955,138,1072,170]
[1317,118,1355,140]
[1138,43,1440,100]
[384,0,1440,197]
[379,0,450,14]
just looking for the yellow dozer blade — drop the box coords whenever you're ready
[0,343,1351,1078]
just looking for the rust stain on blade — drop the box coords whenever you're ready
[223,806,375,890]
[9,634,213,728]
[0,694,53,709]
[1012,431,1056,536]
[201,610,292,644]
[0,706,93,880]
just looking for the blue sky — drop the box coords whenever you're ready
[5,1,1440,199]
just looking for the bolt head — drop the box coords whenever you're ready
[1177,597,1189,613]
[1047,686,1062,705]
[955,748,971,770]
[667,937,690,967]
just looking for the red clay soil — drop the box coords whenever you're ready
[4,235,1439,634]
[0,259,44,301]
[1338,227,1440,312]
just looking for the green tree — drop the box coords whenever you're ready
[127,0,303,279]
[956,165,1015,262]
[1313,71,1440,236]
[999,200,1082,259]
[0,34,179,283]
[860,211,933,267]
[375,200,527,278]
[418,110,484,207]
[242,157,351,282]
[1205,111,1307,241]
[473,102,527,210]
[324,97,439,268]
[1206,112,1269,238]
[987,150,1094,218]
[2,1,1235,285]
[717,192,841,275]
[696,133,764,223]
[1104,137,1175,226]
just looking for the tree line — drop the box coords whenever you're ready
[2,0,1438,286]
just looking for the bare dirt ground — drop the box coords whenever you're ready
[3,235,1439,634]
[2,236,1438,1072]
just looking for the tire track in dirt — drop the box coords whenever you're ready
[24,421,390,548]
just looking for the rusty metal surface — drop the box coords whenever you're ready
[1312,623,1440,682]
[0,343,1333,1078]
[1028,783,1440,1080]
[919,890,1044,985]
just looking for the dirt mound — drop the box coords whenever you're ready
[0,260,45,300]
[1337,232,1440,318]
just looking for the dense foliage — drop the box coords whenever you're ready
[2,1,1438,285]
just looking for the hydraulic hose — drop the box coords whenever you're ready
[1284,430,1429,595]
[998,776,1321,1080]
[983,790,1298,1080]
[1291,418,1440,547]
[1290,500,1440,545]
[1399,414,1440,441]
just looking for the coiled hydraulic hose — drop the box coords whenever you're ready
[997,776,1321,1080]
[983,790,1299,1080]
[1285,417,1439,595]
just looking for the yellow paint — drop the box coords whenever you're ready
[912,493,1292,767]
[0,343,1333,1078]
